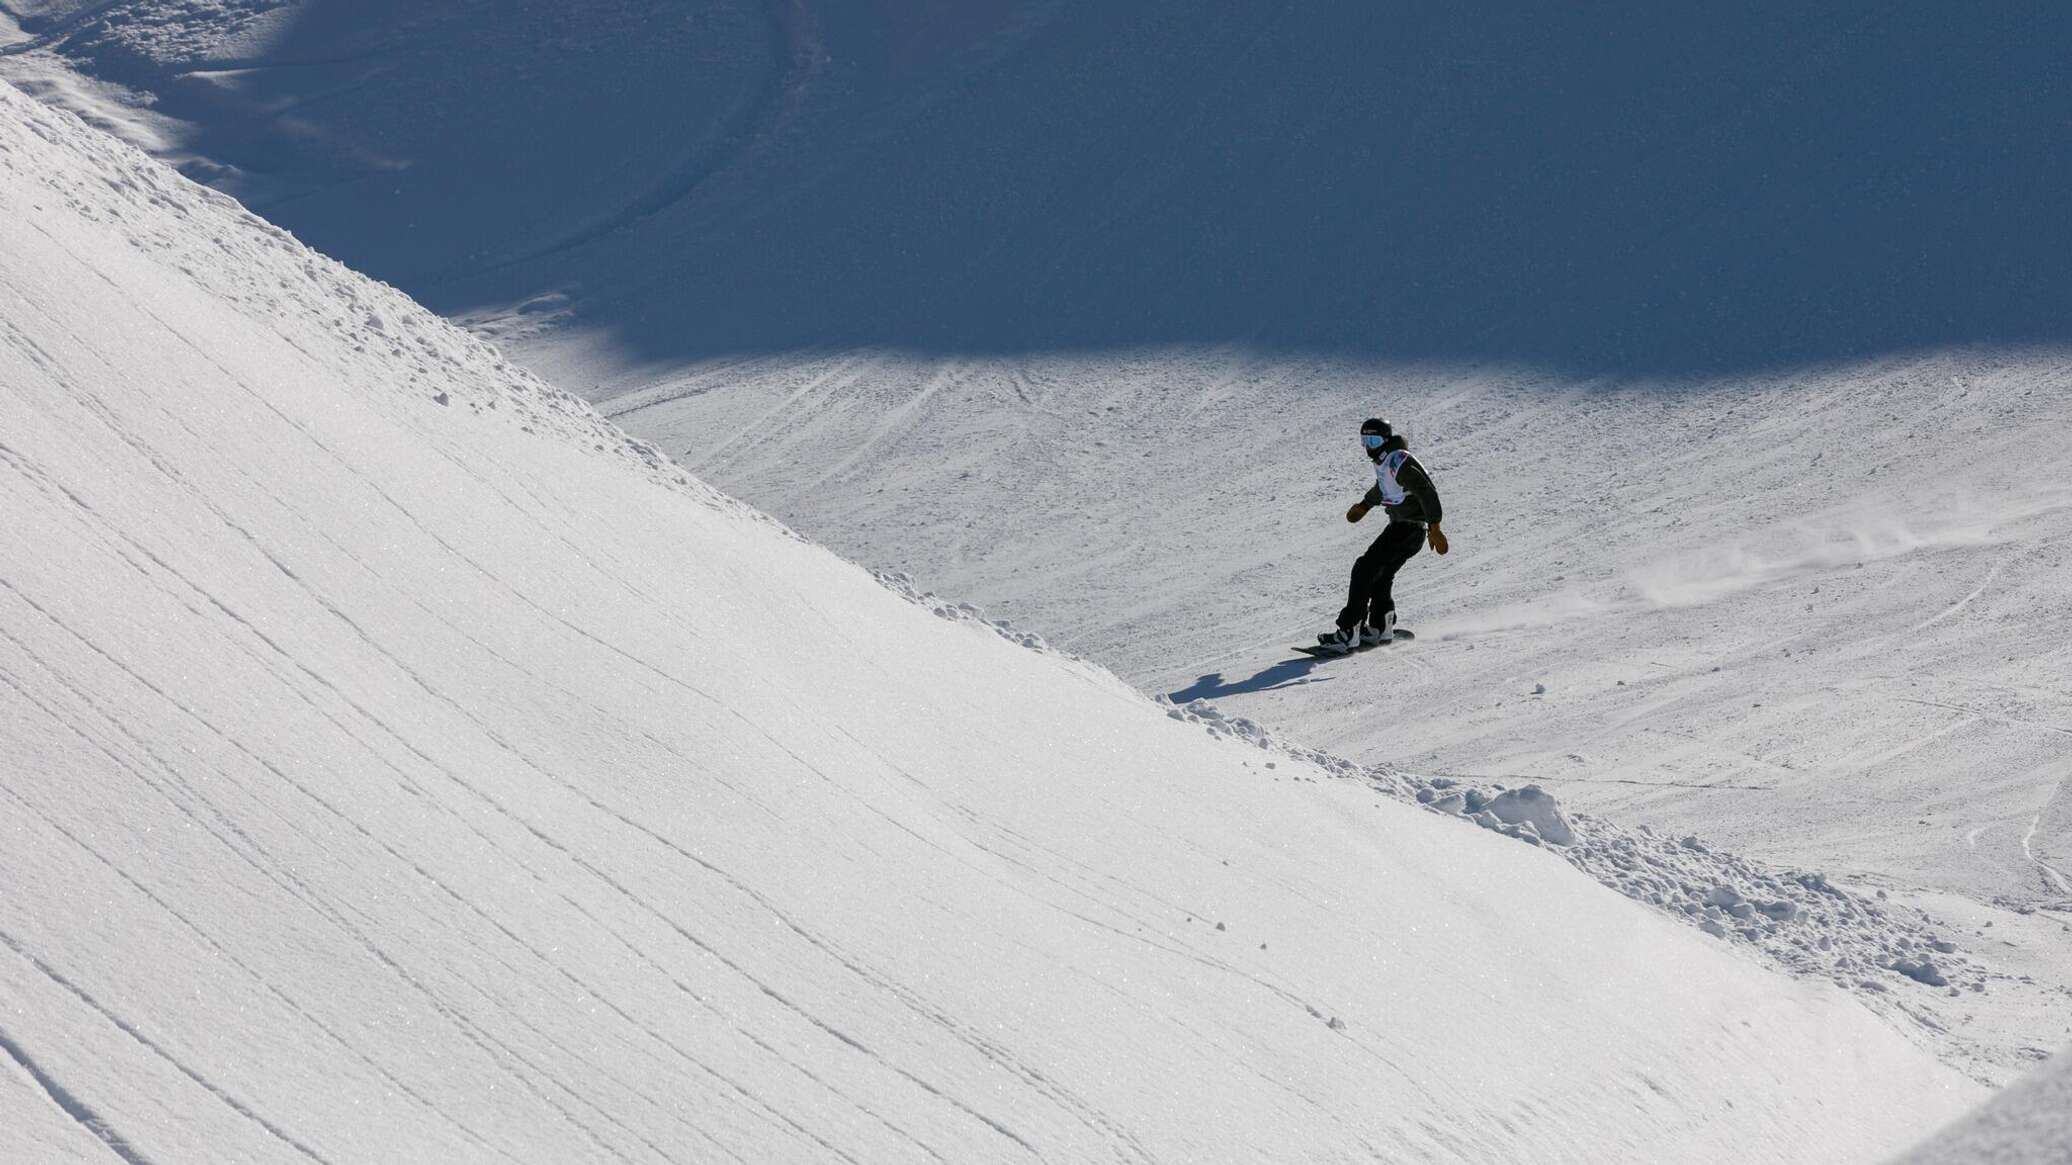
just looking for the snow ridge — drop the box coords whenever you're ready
[867,568,1995,1068]
[1164,697,1992,1034]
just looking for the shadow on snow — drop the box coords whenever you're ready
[1167,656,1333,704]
[56,1,2072,379]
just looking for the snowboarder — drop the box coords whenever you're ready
[1316,418,1447,653]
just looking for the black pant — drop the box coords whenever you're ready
[1338,520,1423,630]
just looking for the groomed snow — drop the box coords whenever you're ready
[0,83,1988,1162]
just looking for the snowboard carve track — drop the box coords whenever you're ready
[0,484,1017,1163]
[451,0,830,281]
[0,631,672,1165]
[2023,774,2072,897]
[0,929,333,1164]
[0,777,514,1161]
[0,1021,154,1165]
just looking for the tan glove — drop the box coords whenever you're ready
[1427,524,1450,555]
[1346,501,1372,524]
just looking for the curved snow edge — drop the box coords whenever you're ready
[1896,1041,2072,1164]
[867,568,1989,1068]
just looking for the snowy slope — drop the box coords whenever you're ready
[37,0,2038,1010]
[8,0,2068,1144]
[10,5,2067,951]
[609,350,2072,896]
[0,83,1987,1162]
[600,347,2072,1075]
[1898,1043,2072,1164]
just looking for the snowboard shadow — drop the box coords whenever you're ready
[1166,656,1332,703]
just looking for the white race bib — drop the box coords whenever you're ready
[1374,449,1409,506]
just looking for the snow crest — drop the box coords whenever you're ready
[1146,697,1990,1025]
[870,564,1995,1022]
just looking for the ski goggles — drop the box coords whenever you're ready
[1361,433,1387,450]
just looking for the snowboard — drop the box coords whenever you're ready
[1293,628,1414,658]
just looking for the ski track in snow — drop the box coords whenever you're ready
[447,0,830,281]
[0,927,336,1164]
[2022,816,2070,896]
[0,1018,155,1165]
[1918,553,2011,631]
[2021,776,2072,897]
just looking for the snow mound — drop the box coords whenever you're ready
[1560,825,1986,998]
[1154,698,1992,1034]
[1486,785,1578,846]
[1898,1043,2072,1164]
[0,81,1982,1162]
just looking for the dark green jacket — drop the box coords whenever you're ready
[1360,437,1443,525]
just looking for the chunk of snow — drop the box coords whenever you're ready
[1486,785,1578,846]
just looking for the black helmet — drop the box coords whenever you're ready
[1359,418,1392,460]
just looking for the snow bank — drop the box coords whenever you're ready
[0,82,1982,1163]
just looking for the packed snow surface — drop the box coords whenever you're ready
[615,346,2072,1083]
[0,83,1990,1162]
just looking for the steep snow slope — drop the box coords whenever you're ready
[0,85,1988,1162]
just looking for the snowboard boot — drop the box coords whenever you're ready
[1316,624,1361,654]
[1361,612,1397,645]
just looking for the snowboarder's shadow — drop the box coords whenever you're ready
[1166,655,1332,703]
